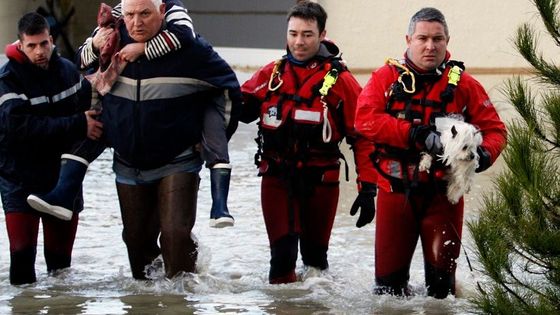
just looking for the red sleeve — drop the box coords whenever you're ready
[355,65,413,150]
[460,73,507,163]
[332,71,377,185]
[240,62,276,123]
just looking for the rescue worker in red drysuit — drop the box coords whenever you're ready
[241,1,377,284]
[355,7,507,298]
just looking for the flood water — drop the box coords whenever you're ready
[0,68,517,314]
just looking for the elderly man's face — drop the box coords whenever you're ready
[122,0,165,43]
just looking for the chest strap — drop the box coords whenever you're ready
[266,58,343,143]
[318,67,339,143]
[386,59,465,122]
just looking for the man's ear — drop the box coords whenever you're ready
[159,3,165,15]
[319,29,326,41]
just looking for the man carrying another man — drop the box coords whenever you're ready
[77,0,241,279]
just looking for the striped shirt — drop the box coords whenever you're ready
[79,1,195,69]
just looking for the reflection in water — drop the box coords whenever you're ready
[9,290,88,314]
[119,295,193,314]
[0,72,516,315]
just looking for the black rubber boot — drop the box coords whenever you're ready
[209,164,234,228]
[117,182,161,280]
[374,267,411,296]
[158,172,199,278]
[44,250,71,273]
[269,234,298,284]
[10,247,37,285]
[425,261,456,299]
[300,240,329,270]
[27,154,88,220]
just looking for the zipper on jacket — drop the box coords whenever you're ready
[135,60,141,102]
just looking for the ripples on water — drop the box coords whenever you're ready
[0,122,485,314]
[1,63,509,314]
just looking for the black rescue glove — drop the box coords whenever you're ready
[409,125,442,154]
[476,146,492,173]
[350,182,377,228]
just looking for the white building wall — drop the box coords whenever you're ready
[0,0,558,73]
[319,0,558,73]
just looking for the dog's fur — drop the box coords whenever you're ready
[418,117,483,204]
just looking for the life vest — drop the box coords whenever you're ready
[385,58,465,127]
[372,58,465,191]
[255,56,347,170]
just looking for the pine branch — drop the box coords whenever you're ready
[542,92,560,145]
[534,0,560,46]
[506,263,553,304]
[515,24,560,86]
[471,0,560,312]
[504,78,552,146]
[496,263,534,309]
[503,124,560,210]
[512,245,549,270]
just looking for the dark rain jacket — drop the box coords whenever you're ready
[77,25,241,170]
[0,46,89,210]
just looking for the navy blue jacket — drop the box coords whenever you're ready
[85,28,241,170]
[0,49,90,210]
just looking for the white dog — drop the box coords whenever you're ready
[418,116,483,204]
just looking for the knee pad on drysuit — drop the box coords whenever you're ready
[10,247,37,285]
[425,261,456,299]
[269,234,298,284]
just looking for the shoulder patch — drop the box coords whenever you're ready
[482,99,493,107]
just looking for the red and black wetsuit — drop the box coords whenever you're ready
[355,53,506,297]
[242,41,375,284]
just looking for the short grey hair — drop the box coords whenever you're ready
[407,7,449,37]
[122,0,162,9]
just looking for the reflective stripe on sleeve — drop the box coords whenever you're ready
[0,92,28,106]
[51,80,83,103]
[1,79,82,106]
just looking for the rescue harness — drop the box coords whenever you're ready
[372,58,465,193]
[261,56,348,234]
[255,56,349,180]
[267,57,340,143]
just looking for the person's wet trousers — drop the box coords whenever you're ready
[116,171,199,279]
